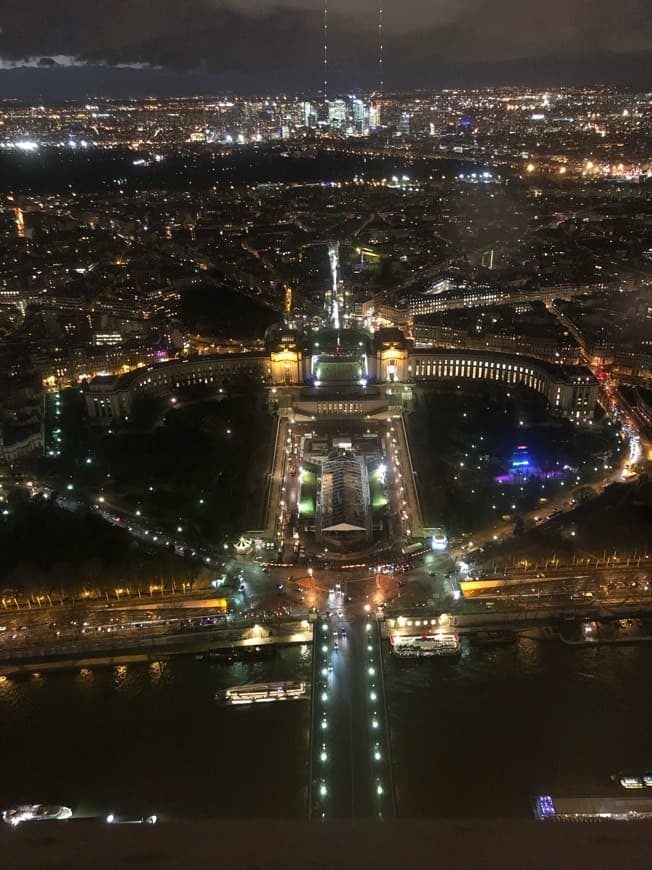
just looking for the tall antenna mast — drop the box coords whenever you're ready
[378,4,383,97]
[323,0,328,101]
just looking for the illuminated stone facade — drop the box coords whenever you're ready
[85,330,597,424]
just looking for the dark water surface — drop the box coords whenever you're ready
[384,637,652,817]
[1,638,650,820]
[0,646,311,820]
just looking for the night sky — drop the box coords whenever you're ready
[0,0,650,96]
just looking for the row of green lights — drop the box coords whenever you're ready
[366,623,386,808]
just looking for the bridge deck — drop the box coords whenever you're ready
[309,611,395,820]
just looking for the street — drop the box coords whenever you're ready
[309,587,394,820]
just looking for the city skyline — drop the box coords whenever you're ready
[0,1,651,856]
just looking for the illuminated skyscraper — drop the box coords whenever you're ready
[351,99,369,135]
[303,101,317,128]
[328,99,347,130]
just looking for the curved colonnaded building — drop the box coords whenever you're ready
[85,328,598,424]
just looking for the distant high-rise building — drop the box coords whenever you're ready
[351,99,369,135]
[369,102,381,130]
[303,101,317,129]
[328,99,347,130]
[399,112,411,135]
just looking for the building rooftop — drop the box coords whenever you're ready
[317,449,372,539]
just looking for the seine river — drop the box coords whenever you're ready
[1,639,651,820]
[385,637,652,817]
[0,647,311,821]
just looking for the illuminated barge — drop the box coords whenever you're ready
[216,680,308,705]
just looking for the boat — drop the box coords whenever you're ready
[390,632,460,658]
[612,773,652,790]
[620,776,644,789]
[559,619,652,646]
[3,805,72,825]
[534,793,652,821]
[216,680,308,705]
[106,813,157,825]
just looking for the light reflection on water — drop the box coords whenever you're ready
[0,646,311,820]
[1,637,647,819]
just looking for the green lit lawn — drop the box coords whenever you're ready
[369,472,388,510]
[299,468,317,518]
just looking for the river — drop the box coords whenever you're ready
[384,636,652,817]
[1,638,650,820]
[0,646,311,821]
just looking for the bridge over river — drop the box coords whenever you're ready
[308,601,396,820]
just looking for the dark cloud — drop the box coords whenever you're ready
[0,1,323,75]
[0,0,649,90]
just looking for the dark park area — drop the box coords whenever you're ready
[479,476,652,567]
[179,281,278,340]
[407,382,622,536]
[38,386,275,552]
[0,494,194,597]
